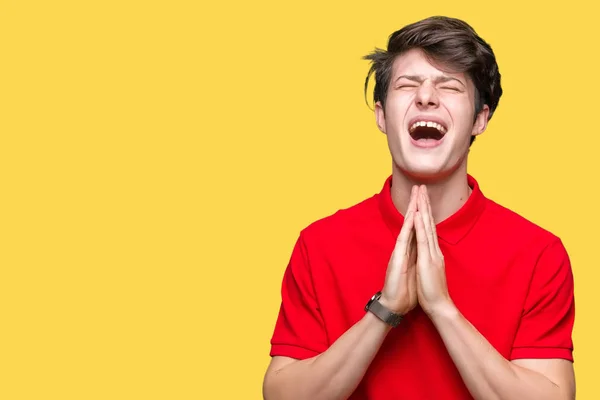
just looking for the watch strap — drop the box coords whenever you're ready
[365,292,403,327]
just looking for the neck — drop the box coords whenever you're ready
[390,164,472,224]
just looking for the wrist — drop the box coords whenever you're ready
[379,295,409,315]
[365,292,404,328]
[364,309,394,332]
[426,300,459,322]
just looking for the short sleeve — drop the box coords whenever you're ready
[510,238,575,361]
[269,233,328,360]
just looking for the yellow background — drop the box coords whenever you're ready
[0,0,597,398]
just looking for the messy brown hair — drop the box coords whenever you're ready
[363,16,503,145]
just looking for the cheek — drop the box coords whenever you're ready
[446,101,475,133]
[384,96,412,130]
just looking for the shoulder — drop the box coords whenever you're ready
[483,197,562,245]
[297,192,381,248]
[481,197,570,265]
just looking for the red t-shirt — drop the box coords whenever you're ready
[269,175,575,399]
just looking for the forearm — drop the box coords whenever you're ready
[263,312,391,400]
[430,304,564,400]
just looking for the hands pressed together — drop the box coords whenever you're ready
[380,185,454,318]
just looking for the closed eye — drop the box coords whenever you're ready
[396,85,418,90]
[441,86,461,92]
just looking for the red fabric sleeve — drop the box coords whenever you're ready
[269,233,328,360]
[510,238,575,361]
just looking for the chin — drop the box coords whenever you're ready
[396,159,458,182]
[407,170,447,182]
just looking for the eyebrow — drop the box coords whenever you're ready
[395,74,466,87]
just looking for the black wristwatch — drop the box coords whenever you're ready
[364,291,403,327]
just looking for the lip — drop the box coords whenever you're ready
[407,115,449,133]
[409,134,446,148]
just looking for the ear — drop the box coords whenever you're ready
[375,101,386,134]
[471,104,490,138]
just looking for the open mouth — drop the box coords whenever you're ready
[408,120,447,142]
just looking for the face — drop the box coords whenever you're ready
[375,48,490,181]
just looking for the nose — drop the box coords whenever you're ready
[415,82,439,109]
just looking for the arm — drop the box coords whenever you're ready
[264,186,421,400]
[414,186,575,400]
[263,311,391,400]
[428,304,575,400]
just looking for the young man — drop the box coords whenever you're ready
[262,16,576,400]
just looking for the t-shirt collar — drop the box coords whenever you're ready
[377,174,487,245]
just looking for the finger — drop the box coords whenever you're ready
[406,185,419,215]
[422,186,442,256]
[414,211,431,265]
[418,187,437,256]
[407,255,417,303]
[422,186,436,232]
[409,232,418,260]
[395,186,418,259]
[406,223,415,257]
[394,209,415,259]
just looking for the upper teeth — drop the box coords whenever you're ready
[410,121,447,134]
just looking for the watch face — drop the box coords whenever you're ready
[364,297,373,311]
[365,292,382,311]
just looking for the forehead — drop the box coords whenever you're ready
[391,48,469,83]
